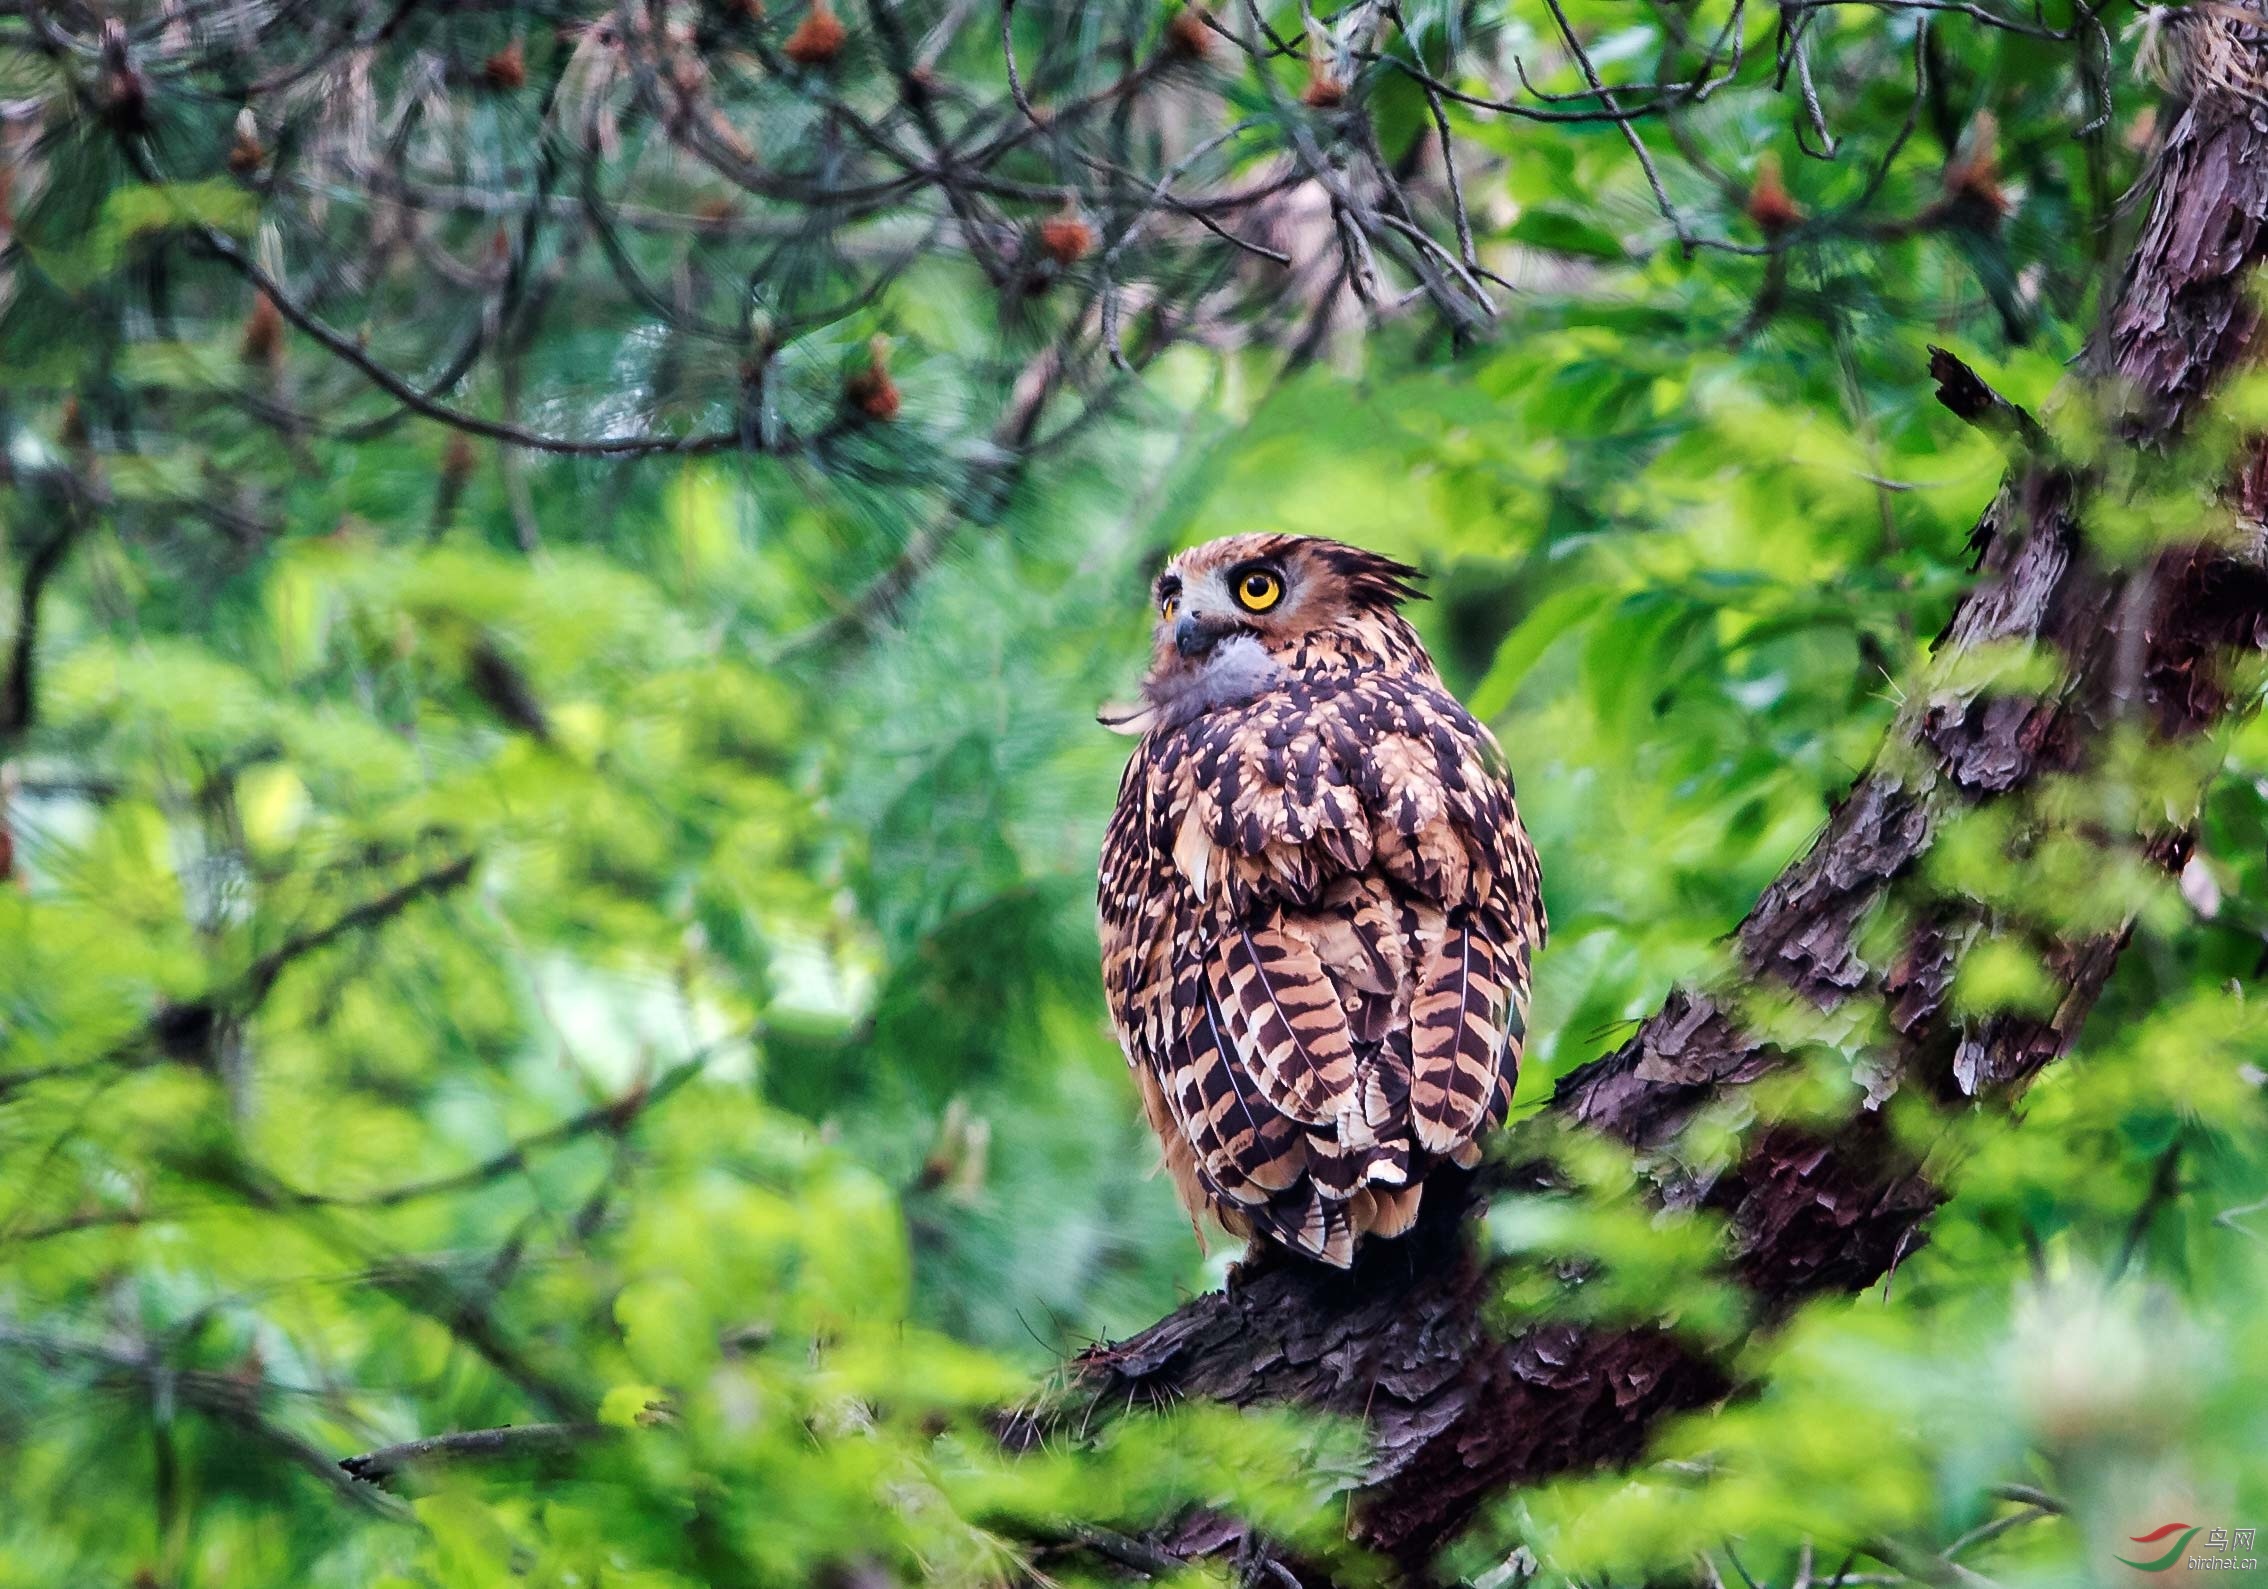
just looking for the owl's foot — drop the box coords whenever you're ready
[1223,1239,1287,1297]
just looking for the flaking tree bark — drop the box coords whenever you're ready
[1055,17,2268,1571]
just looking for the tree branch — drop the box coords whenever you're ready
[340,1422,614,1487]
[0,443,99,747]
[1926,343,2048,455]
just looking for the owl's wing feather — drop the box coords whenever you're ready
[1162,965,1308,1203]
[1334,684,1538,1168]
[1132,1051,1212,1246]
[1099,746,1171,1046]
[1205,915,1360,1130]
[1408,917,1521,1154]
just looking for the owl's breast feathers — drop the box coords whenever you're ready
[1098,662,1544,1267]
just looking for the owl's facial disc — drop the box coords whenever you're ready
[1157,557,1293,654]
[1101,535,1429,736]
[1101,544,1322,733]
[1125,560,1290,730]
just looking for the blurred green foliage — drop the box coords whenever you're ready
[3,0,2265,1584]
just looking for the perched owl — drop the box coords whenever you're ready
[1097,534,1545,1268]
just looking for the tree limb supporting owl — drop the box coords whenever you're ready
[1057,65,2268,1569]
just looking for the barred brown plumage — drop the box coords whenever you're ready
[1098,533,1545,1268]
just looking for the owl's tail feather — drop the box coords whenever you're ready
[1249,1182,1355,1268]
[1351,1182,1423,1241]
[1304,1112,1412,1203]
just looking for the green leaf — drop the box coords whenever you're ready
[1470,586,1612,719]
[600,1383,673,1428]
[99,179,260,243]
[1505,206,1629,261]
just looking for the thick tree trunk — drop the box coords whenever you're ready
[1061,36,2268,1570]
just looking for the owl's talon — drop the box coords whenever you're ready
[1224,1239,1286,1296]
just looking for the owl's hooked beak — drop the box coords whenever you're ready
[1174,612,1241,660]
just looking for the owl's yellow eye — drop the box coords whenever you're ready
[1232,568,1283,613]
[1160,595,1179,623]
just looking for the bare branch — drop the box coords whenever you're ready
[340,1422,616,1487]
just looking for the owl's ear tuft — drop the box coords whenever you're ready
[1311,542,1427,608]
[1098,699,1159,735]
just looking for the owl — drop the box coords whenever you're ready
[1097,533,1545,1268]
